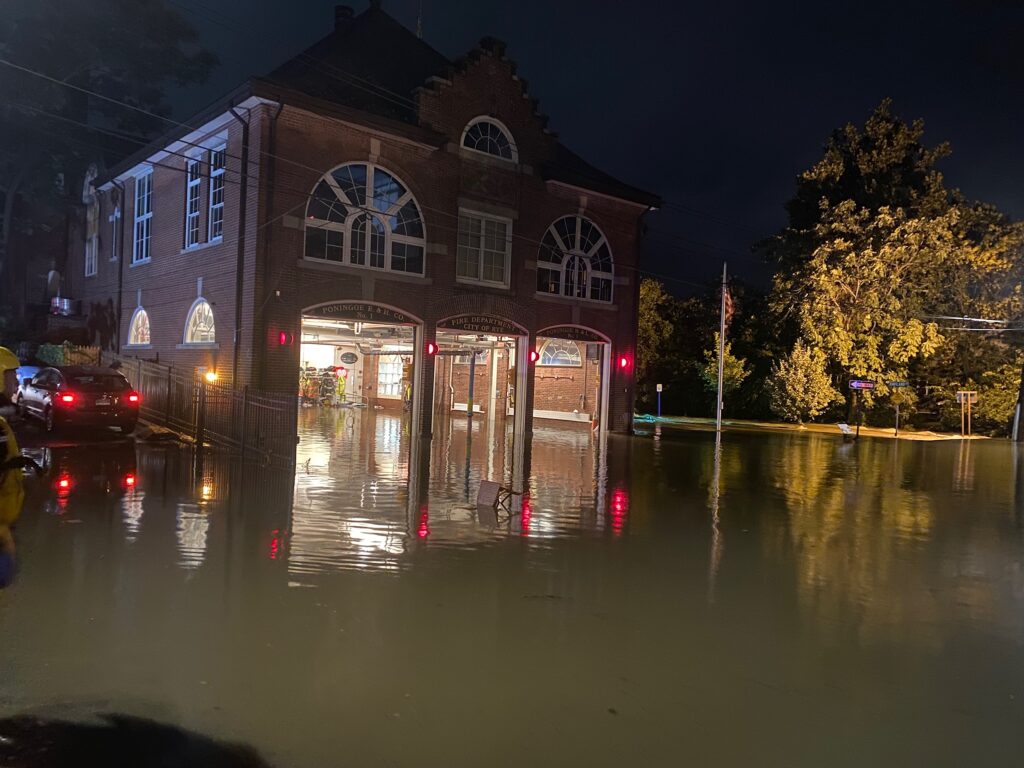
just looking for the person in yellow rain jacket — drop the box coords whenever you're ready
[0,346,41,587]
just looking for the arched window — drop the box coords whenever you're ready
[184,299,216,345]
[461,118,518,162]
[304,163,425,275]
[537,216,613,302]
[538,339,582,367]
[127,308,150,346]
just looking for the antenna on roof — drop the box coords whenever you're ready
[416,0,423,38]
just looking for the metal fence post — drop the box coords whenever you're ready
[195,379,206,447]
[240,385,250,463]
[165,367,173,427]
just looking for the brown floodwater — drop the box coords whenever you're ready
[2,409,1024,766]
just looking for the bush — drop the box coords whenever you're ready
[36,343,64,367]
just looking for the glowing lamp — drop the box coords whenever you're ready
[529,349,539,364]
[204,371,218,383]
[426,341,438,356]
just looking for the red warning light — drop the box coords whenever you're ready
[278,331,294,346]
[124,473,136,488]
[426,341,438,356]
[618,356,630,370]
[529,349,539,364]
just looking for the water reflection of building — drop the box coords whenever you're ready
[282,409,630,575]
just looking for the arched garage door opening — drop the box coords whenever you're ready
[296,302,424,484]
[533,326,610,433]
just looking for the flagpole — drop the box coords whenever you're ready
[716,263,727,433]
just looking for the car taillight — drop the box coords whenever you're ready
[127,392,140,404]
[59,393,76,405]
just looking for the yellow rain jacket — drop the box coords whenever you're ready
[0,415,24,530]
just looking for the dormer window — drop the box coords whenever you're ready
[461,117,518,162]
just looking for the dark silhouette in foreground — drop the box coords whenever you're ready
[0,714,272,767]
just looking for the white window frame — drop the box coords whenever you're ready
[132,170,153,265]
[182,297,216,346]
[536,215,614,304]
[460,117,519,163]
[110,205,120,261]
[184,155,202,248]
[376,353,405,399]
[538,339,583,367]
[126,307,152,347]
[208,145,226,241]
[303,162,427,277]
[84,235,98,277]
[456,209,512,288]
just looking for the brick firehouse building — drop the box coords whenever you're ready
[66,3,659,477]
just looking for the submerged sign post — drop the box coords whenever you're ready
[956,390,979,437]
[656,383,663,418]
[888,381,910,436]
[848,380,876,440]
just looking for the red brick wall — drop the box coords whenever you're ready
[67,45,648,433]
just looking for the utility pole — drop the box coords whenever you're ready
[716,263,727,433]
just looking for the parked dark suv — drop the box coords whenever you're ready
[17,366,140,434]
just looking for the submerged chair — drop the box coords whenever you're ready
[477,480,515,523]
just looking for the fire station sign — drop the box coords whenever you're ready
[438,314,525,335]
[540,326,606,343]
[307,302,413,324]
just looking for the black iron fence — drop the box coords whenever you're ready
[95,350,296,467]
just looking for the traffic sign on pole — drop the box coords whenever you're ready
[887,381,910,388]
[849,380,876,390]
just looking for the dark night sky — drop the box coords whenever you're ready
[171,0,1024,294]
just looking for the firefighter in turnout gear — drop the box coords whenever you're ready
[0,346,42,587]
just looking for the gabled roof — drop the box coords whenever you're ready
[265,5,450,124]
[100,3,659,208]
[545,144,661,209]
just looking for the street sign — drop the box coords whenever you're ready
[956,390,979,404]
[656,383,663,393]
[888,381,910,388]
[849,380,876,390]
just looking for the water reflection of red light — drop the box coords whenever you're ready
[417,505,430,539]
[610,488,629,536]
[269,529,281,560]
[520,494,532,536]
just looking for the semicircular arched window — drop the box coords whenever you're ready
[127,308,151,346]
[461,118,518,162]
[303,162,425,275]
[538,339,582,367]
[537,216,613,302]
[184,299,216,345]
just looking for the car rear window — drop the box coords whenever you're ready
[69,374,131,392]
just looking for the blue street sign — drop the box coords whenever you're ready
[849,380,876,390]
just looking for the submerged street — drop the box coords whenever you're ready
[3,413,1024,766]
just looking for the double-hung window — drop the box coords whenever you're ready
[184,156,201,248]
[208,146,225,240]
[132,171,153,264]
[456,211,511,286]
[84,236,97,277]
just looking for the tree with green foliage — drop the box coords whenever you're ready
[766,340,840,423]
[765,100,1024,429]
[699,334,749,406]
[0,0,217,283]
[637,278,675,384]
